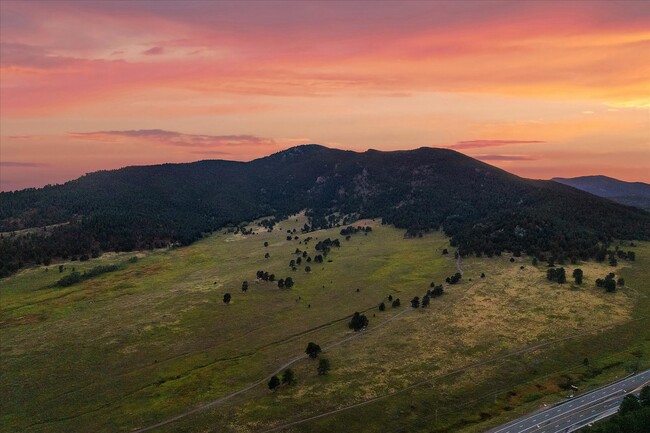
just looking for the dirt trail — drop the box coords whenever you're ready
[258,316,648,433]
[129,308,413,433]
[131,250,464,432]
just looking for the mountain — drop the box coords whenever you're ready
[2,145,649,276]
[552,175,650,211]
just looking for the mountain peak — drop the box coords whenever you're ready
[2,146,649,277]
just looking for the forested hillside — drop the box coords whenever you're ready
[2,145,649,276]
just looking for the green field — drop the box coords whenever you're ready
[1,215,648,433]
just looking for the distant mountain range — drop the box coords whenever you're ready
[2,145,649,276]
[553,175,650,211]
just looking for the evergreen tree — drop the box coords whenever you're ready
[348,312,369,331]
[268,375,280,391]
[281,369,296,385]
[572,268,583,284]
[317,358,331,375]
[619,394,641,416]
[305,342,322,358]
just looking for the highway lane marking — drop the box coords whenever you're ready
[489,371,650,433]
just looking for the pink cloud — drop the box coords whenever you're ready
[142,46,164,55]
[452,140,545,150]
[1,1,648,118]
[0,161,47,167]
[68,130,277,149]
[474,154,538,161]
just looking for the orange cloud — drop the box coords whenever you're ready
[473,154,538,162]
[1,1,648,118]
[1,1,648,189]
[68,130,277,149]
[452,140,544,150]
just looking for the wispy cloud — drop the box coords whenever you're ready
[452,140,545,150]
[68,129,277,149]
[0,161,47,167]
[6,135,38,140]
[142,46,164,55]
[474,154,538,161]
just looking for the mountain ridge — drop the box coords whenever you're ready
[552,175,650,211]
[2,145,649,277]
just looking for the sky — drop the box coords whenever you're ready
[1,0,649,191]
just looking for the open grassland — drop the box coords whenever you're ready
[1,216,648,433]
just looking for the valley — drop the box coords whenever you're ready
[1,214,648,433]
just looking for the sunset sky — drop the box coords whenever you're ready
[1,0,649,191]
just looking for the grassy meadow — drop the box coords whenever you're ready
[1,215,648,433]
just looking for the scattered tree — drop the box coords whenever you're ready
[317,358,331,375]
[241,281,249,292]
[410,296,420,308]
[305,342,322,358]
[392,298,401,308]
[572,268,583,284]
[348,312,369,331]
[430,285,444,297]
[596,272,617,292]
[547,267,566,283]
[281,368,296,385]
[378,302,386,311]
[445,272,462,284]
[268,375,280,391]
[421,295,430,307]
[223,293,231,304]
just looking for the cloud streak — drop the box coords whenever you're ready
[1,1,649,117]
[452,140,545,150]
[474,154,538,161]
[0,161,47,167]
[68,129,277,149]
[142,46,164,55]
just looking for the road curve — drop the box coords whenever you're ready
[486,369,650,433]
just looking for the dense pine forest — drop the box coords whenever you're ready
[2,145,649,277]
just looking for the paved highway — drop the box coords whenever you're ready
[487,369,650,433]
